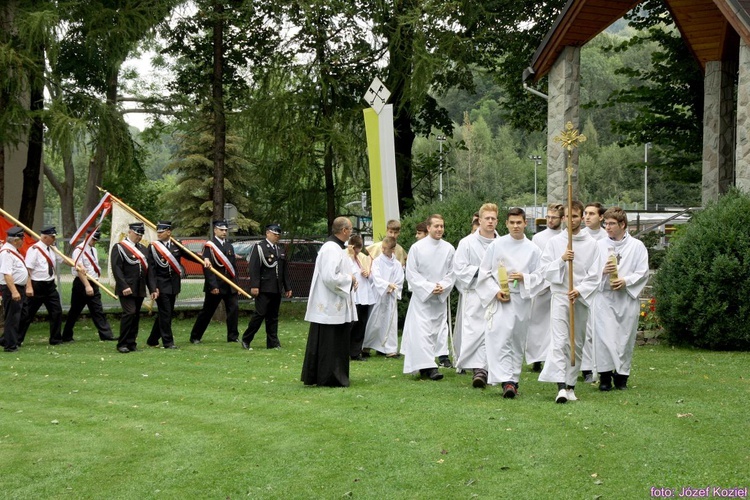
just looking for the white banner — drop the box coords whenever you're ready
[108,201,158,285]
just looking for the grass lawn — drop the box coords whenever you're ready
[2,302,749,499]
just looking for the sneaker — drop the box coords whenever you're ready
[502,383,517,399]
[566,389,578,401]
[555,388,568,404]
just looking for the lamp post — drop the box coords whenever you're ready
[529,155,542,218]
[437,135,446,201]
[644,142,651,211]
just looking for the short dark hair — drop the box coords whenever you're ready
[348,234,363,248]
[564,200,585,216]
[603,206,628,226]
[416,221,428,233]
[507,207,526,220]
[585,202,606,216]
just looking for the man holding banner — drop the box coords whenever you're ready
[146,221,182,349]
[189,219,240,344]
[62,230,115,342]
[111,222,151,353]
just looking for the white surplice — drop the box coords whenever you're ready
[525,227,561,364]
[401,236,455,374]
[362,253,404,355]
[594,233,649,375]
[453,231,495,370]
[476,235,543,385]
[304,241,357,325]
[538,231,602,387]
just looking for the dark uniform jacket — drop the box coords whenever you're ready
[202,237,237,294]
[248,240,291,294]
[147,242,182,295]
[110,240,150,297]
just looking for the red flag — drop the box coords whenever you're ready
[70,193,112,246]
[0,215,34,256]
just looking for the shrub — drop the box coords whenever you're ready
[652,189,750,350]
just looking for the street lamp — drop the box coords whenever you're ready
[529,155,542,218]
[437,135,446,201]
[644,142,651,211]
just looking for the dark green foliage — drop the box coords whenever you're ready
[653,190,750,350]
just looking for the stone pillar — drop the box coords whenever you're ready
[736,39,750,194]
[702,59,736,205]
[546,46,581,205]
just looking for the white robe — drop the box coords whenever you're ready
[476,235,543,384]
[347,251,377,306]
[581,227,607,372]
[304,240,357,325]
[453,231,495,370]
[538,231,602,387]
[362,253,405,355]
[525,227,561,363]
[594,233,649,375]
[401,236,455,374]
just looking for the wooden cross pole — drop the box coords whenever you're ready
[98,188,253,300]
[0,206,117,300]
[553,122,586,366]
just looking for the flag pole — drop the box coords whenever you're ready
[0,207,117,300]
[97,187,253,300]
[553,122,586,366]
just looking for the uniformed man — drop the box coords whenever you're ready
[111,222,151,353]
[190,219,240,344]
[241,223,291,350]
[0,226,29,352]
[19,226,86,345]
[146,221,182,349]
[62,230,115,342]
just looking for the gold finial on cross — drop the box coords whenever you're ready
[553,121,587,151]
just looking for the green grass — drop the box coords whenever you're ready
[3,302,749,499]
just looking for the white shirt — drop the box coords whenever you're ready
[0,242,29,285]
[25,242,62,282]
[72,243,100,278]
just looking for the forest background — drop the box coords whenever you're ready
[1,0,702,240]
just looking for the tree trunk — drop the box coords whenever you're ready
[19,62,44,227]
[82,67,119,219]
[211,0,226,222]
[43,145,76,253]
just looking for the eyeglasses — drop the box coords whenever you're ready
[603,222,620,227]
[546,216,561,220]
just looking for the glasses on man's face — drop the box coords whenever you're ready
[603,222,620,227]
[546,215,561,220]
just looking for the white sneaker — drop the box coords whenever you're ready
[555,388,568,404]
[566,389,578,401]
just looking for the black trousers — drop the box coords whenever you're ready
[117,295,144,350]
[349,303,371,358]
[63,277,113,341]
[19,280,63,345]
[147,293,177,346]
[190,292,239,342]
[242,292,282,348]
[1,284,25,350]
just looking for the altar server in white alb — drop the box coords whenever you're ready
[525,203,563,372]
[401,214,455,381]
[594,207,649,391]
[453,203,498,388]
[477,208,543,398]
[580,201,607,383]
[538,201,602,403]
[362,236,404,358]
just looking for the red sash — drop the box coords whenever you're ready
[75,245,101,277]
[119,239,148,271]
[204,240,236,278]
[151,241,181,274]
[32,243,55,269]
[1,247,25,264]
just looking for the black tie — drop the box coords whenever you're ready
[46,246,53,276]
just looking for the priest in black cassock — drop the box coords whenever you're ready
[301,216,358,387]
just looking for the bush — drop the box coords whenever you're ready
[652,189,750,350]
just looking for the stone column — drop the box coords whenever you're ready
[736,39,750,194]
[702,59,736,205]
[546,46,581,205]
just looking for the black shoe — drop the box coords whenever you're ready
[502,383,517,399]
[240,341,251,350]
[117,346,130,353]
[351,355,367,361]
[582,370,594,384]
[4,347,19,353]
[360,350,371,358]
[472,370,487,389]
[599,371,613,391]
[190,338,201,344]
[532,361,543,372]
[163,344,178,349]
[438,356,453,368]
[614,373,628,390]
[128,346,138,352]
[428,368,444,381]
